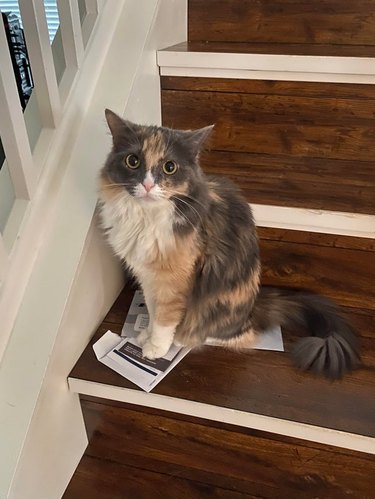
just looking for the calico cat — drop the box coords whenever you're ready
[99,109,360,379]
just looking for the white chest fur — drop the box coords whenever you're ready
[99,192,176,273]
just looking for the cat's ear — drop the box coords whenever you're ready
[105,109,138,148]
[182,125,215,156]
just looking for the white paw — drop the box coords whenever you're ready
[142,339,170,360]
[137,328,151,347]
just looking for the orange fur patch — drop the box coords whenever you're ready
[207,181,222,202]
[143,132,165,169]
[147,231,200,327]
[214,264,260,308]
[175,262,261,345]
[164,180,189,197]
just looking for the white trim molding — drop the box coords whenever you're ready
[252,204,375,239]
[158,44,375,84]
[68,378,375,456]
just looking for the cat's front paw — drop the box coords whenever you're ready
[142,339,170,360]
[137,328,151,347]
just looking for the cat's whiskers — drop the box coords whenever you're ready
[168,190,207,210]
[171,195,204,226]
[173,204,197,232]
[157,192,196,231]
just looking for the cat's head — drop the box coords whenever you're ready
[101,109,213,209]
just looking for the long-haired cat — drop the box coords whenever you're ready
[99,109,359,379]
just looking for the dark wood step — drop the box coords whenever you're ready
[63,400,375,499]
[63,454,257,499]
[69,229,375,442]
[161,77,375,214]
[69,312,375,439]
[189,0,375,50]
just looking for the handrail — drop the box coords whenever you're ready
[19,0,61,127]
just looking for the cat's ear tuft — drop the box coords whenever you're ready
[105,108,124,136]
[183,125,215,156]
[189,125,215,147]
[105,109,138,148]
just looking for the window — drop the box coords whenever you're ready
[0,1,59,42]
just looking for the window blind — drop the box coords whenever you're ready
[0,0,59,42]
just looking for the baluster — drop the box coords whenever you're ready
[82,0,101,45]
[0,18,35,199]
[57,0,84,70]
[19,0,61,128]
[85,0,100,15]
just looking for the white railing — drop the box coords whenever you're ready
[0,0,105,357]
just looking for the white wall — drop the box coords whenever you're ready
[8,216,124,499]
[2,1,187,498]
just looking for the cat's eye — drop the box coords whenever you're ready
[125,154,140,169]
[163,160,178,175]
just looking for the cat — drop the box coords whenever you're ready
[98,109,360,379]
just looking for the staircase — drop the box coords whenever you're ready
[65,2,375,497]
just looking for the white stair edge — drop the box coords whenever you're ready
[68,377,375,455]
[158,47,375,84]
[252,204,375,239]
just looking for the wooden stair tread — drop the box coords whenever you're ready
[163,41,375,58]
[69,230,375,440]
[63,454,260,499]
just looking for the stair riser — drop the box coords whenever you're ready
[259,229,375,310]
[161,78,375,215]
[80,399,375,499]
[189,0,375,47]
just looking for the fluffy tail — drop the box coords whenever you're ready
[252,287,360,379]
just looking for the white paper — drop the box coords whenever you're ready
[205,326,283,351]
[122,290,284,352]
[93,330,190,393]
[94,291,284,393]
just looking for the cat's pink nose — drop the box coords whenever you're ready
[143,179,154,192]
